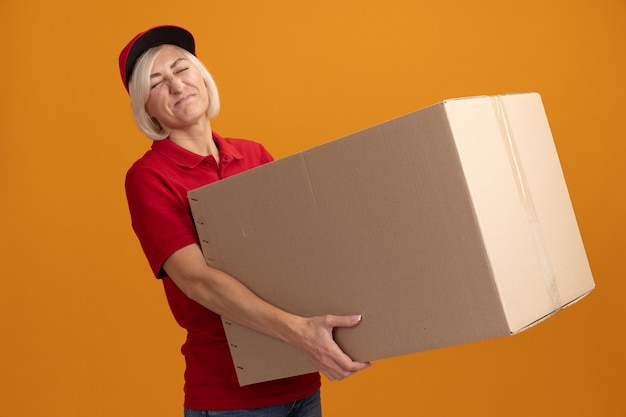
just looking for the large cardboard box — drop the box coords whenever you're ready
[188,92,594,386]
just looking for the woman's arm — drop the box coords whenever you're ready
[162,243,371,381]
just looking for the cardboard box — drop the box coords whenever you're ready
[188,92,595,386]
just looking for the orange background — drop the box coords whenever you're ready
[1,1,624,416]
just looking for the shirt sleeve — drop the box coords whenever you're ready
[125,167,199,278]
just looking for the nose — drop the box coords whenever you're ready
[168,76,184,94]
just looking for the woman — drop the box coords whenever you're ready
[118,25,370,416]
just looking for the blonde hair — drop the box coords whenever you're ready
[128,45,220,140]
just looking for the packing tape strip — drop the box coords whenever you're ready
[491,96,563,311]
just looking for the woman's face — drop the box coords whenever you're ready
[145,45,209,132]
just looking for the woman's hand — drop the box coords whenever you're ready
[287,314,371,381]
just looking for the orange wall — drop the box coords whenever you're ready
[1,1,624,416]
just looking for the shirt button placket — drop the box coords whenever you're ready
[218,155,232,179]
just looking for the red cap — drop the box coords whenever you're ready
[118,25,195,92]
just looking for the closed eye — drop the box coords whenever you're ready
[149,58,189,89]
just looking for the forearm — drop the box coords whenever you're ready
[162,243,370,380]
[162,243,300,344]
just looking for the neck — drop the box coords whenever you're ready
[168,121,220,162]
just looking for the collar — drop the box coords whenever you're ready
[151,132,243,168]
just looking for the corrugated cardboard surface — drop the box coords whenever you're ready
[188,93,594,386]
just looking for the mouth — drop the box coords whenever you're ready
[174,94,195,106]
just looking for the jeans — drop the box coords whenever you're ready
[184,389,322,417]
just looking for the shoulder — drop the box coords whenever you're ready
[127,148,161,174]
[124,149,171,194]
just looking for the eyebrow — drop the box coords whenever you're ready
[150,58,187,79]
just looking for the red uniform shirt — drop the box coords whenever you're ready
[125,133,320,410]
